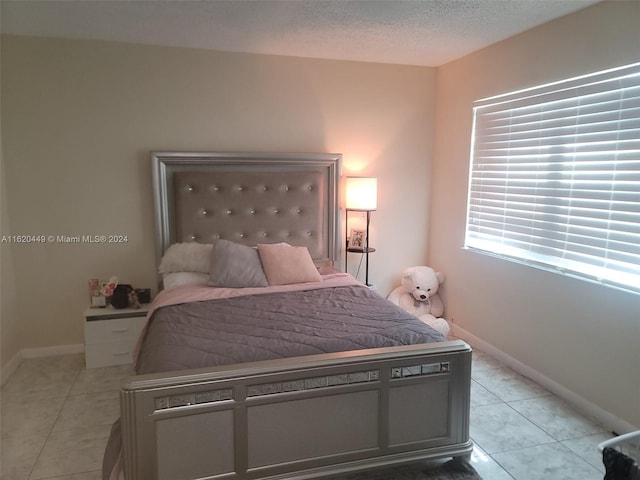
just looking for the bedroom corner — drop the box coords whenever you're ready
[429,0,640,430]
[1,115,23,382]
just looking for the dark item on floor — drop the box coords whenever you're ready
[325,457,482,480]
[603,446,640,480]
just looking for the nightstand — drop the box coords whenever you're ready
[83,305,149,368]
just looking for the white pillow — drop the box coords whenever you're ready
[163,272,210,289]
[159,243,212,274]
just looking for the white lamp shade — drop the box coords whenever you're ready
[346,177,377,211]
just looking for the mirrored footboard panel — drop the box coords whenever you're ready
[120,340,472,480]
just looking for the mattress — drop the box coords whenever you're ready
[136,277,446,376]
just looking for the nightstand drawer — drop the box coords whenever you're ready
[83,305,149,368]
[84,316,147,345]
[85,340,138,368]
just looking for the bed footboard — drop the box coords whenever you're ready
[120,340,472,480]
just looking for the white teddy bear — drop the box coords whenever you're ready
[387,266,450,336]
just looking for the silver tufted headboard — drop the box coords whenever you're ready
[151,152,342,272]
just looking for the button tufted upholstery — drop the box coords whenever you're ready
[174,171,328,261]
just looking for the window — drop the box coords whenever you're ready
[465,62,640,295]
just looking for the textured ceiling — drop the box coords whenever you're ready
[1,0,601,66]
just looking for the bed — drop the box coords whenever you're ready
[108,152,472,480]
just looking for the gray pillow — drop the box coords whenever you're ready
[209,239,268,288]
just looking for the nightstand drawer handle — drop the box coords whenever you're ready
[111,328,130,333]
[112,351,131,356]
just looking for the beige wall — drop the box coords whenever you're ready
[1,29,20,368]
[431,0,640,429]
[1,128,21,369]
[1,35,437,355]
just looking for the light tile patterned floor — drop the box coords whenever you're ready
[0,347,612,479]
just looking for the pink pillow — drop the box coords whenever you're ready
[257,244,322,286]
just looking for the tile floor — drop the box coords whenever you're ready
[0,346,613,479]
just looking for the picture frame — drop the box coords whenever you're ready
[88,278,106,308]
[348,228,366,251]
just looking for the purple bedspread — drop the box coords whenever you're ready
[136,284,445,375]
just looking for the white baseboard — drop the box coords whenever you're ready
[1,351,23,387]
[20,343,84,359]
[1,344,84,386]
[451,324,638,435]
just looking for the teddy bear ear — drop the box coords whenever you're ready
[436,271,445,284]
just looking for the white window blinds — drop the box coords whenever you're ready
[465,62,640,295]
